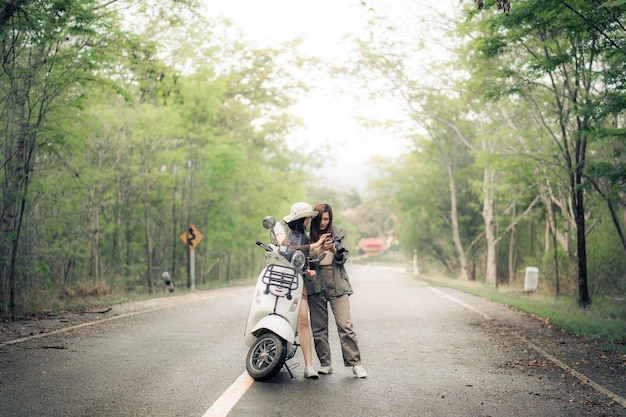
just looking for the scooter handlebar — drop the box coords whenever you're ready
[256,241,272,252]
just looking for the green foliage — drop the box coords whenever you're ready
[391,150,471,272]
[0,1,322,315]
[4,0,626,316]
[461,0,626,305]
[586,212,626,295]
[353,0,626,307]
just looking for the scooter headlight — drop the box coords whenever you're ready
[291,250,306,272]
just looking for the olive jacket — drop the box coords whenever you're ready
[305,225,353,297]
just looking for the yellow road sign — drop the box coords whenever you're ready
[179,224,204,249]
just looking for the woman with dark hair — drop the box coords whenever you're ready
[275,202,330,379]
[308,203,367,378]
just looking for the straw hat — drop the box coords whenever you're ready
[283,202,318,223]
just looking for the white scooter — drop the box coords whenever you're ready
[244,216,322,381]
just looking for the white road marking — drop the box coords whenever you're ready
[429,286,626,409]
[0,309,150,347]
[202,372,254,417]
[429,287,491,319]
[519,334,626,408]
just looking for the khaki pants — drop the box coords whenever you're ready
[308,268,362,367]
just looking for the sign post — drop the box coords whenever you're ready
[179,224,204,291]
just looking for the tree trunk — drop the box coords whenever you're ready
[1,93,34,315]
[145,223,153,293]
[573,173,590,306]
[0,205,13,314]
[483,166,497,286]
[90,189,100,283]
[170,183,179,286]
[508,225,516,283]
[1,193,26,315]
[142,181,153,293]
[587,179,626,254]
[539,181,571,256]
[447,164,469,280]
[622,191,626,230]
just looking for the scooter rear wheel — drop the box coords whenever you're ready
[246,333,287,381]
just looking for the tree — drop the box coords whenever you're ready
[0,0,322,315]
[466,0,626,306]
[0,0,125,314]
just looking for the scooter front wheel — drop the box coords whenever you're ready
[246,333,287,381]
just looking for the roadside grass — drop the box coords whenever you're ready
[6,276,258,319]
[418,272,626,353]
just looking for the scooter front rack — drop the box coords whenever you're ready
[262,264,299,299]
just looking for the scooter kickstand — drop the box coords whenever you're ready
[285,362,299,378]
[285,342,301,378]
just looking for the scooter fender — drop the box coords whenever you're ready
[250,314,295,346]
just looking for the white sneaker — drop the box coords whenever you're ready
[319,365,333,374]
[304,365,319,379]
[352,365,368,378]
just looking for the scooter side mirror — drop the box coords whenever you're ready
[263,216,281,245]
[262,216,276,230]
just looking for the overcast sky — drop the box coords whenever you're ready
[203,0,458,192]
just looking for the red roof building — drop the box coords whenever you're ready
[356,237,387,257]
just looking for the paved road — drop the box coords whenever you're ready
[0,265,624,416]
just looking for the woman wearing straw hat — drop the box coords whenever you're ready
[274,202,330,379]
